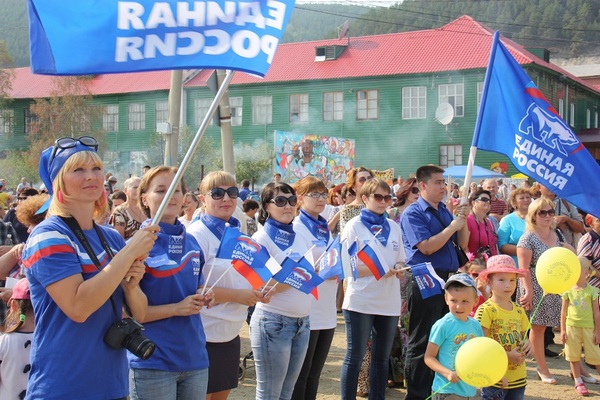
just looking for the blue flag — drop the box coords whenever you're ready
[275,256,324,298]
[473,32,600,217]
[411,262,445,300]
[318,236,343,280]
[357,241,387,280]
[27,0,296,76]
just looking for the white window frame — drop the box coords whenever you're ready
[570,103,575,126]
[439,144,462,168]
[438,83,464,117]
[252,96,272,125]
[558,99,564,118]
[128,103,145,131]
[103,104,119,132]
[356,89,378,120]
[194,98,212,126]
[587,109,591,129]
[595,112,599,129]
[0,109,14,136]
[476,82,484,114]
[230,97,243,126]
[323,92,344,121]
[402,86,426,119]
[155,101,169,126]
[24,108,38,134]
[289,94,309,123]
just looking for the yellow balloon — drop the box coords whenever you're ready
[535,247,579,294]
[455,337,508,387]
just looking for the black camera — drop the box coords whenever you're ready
[104,318,155,360]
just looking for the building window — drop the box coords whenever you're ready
[587,109,591,129]
[438,83,464,117]
[0,109,14,137]
[252,96,272,125]
[569,103,575,126]
[558,99,564,118]
[155,101,169,125]
[230,97,243,126]
[439,144,462,168]
[103,105,119,132]
[595,112,599,129]
[194,98,212,126]
[289,94,309,123]
[24,108,38,134]
[476,82,484,114]
[323,92,343,121]
[128,103,145,131]
[357,90,378,120]
[402,86,426,119]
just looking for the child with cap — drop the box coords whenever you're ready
[0,278,34,400]
[474,254,532,399]
[424,273,483,399]
[560,256,600,396]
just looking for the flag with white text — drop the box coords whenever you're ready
[274,256,323,299]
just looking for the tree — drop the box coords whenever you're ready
[0,40,14,108]
[234,140,273,188]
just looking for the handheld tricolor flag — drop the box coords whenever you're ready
[318,236,343,280]
[27,0,296,76]
[357,241,387,280]
[216,227,281,289]
[411,262,445,299]
[472,31,600,217]
[341,241,359,280]
[274,256,324,299]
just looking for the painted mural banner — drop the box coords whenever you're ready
[27,0,295,76]
[274,130,355,186]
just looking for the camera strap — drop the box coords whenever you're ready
[59,216,121,320]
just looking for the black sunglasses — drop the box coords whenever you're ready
[270,195,298,207]
[475,197,492,203]
[372,194,392,202]
[358,176,373,184]
[410,187,420,195]
[208,186,239,200]
[51,136,98,161]
[537,209,556,217]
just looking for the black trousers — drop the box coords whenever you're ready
[291,328,336,400]
[404,272,450,400]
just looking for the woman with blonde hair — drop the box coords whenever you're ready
[110,175,145,239]
[517,197,572,384]
[21,137,157,399]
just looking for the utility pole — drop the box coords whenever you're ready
[164,70,182,166]
[216,69,235,177]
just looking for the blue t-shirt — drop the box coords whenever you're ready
[401,197,458,272]
[497,211,526,265]
[129,220,209,372]
[22,216,129,400]
[238,187,250,201]
[429,312,484,397]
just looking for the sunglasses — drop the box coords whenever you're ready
[410,187,420,195]
[51,136,98,161]
[475,197,492,203]
[305,192,328,200]
[537,209,556,217]
[208,186,239,200]
[270,195,298,207]
[372,193,393,202]
[358,176,373,184]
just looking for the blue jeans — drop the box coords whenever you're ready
[481,386,526,400]
[250,308,310,400]
[129,368,208,400]
[340,310,399,400]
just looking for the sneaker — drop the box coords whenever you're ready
[576,383,590,396]
[545,348,560,358]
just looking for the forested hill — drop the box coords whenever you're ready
[0,0,598,68]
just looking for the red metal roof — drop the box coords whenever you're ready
[7,15,599,97]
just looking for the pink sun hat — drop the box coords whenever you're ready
[479,254,528,280]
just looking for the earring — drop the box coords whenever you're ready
[57,190,64,203]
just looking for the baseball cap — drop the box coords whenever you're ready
[10,278,31,301]
[444,273,477,290]
[479,254,527,280]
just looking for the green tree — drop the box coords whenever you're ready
[234,140,273,187]
[0,40,14,107]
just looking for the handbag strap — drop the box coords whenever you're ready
[427,208,458,243]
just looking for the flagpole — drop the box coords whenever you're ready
[201,223,231,295]
[463,32,501,204]
[206,264,234,294]
[313,238,346,273]
[151,70,235,225]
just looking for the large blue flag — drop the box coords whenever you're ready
[473,32,600,217]
[274,256,324,298]
[27,0,295,76]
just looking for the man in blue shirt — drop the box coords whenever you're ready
[238,179,251,201]
[400,165,469,400]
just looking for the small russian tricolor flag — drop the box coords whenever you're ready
[357,242,387,280]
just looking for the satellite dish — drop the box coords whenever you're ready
[338,20,350,40]
[435,102,454,126]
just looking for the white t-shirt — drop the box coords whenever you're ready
[253,226,313,318]
[320,204,338,223]
[293,217,337,330]
[187,219,252,343]
[340,215,405,316]
[0,331,33,400]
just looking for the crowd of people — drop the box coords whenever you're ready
[1,138,600,400]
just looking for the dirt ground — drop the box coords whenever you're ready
[233,315,594,399]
